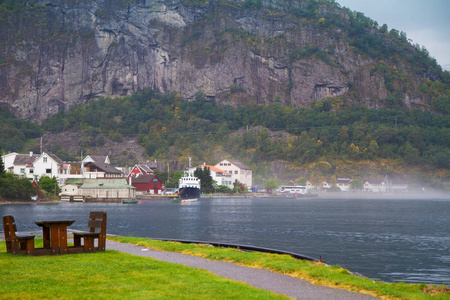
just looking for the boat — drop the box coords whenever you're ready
[178,172,201,201]
[122,199,138,204]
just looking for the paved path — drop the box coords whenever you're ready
[106,240,379,300]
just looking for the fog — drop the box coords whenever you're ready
[317,191,450,200]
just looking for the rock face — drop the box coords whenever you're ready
[0,0,433,121]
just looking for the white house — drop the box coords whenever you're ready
[215,160,252,188]
[389,179,408,192]
[363,178,387,192]
[188,164,233,188]
[336,178,351,191]
[83,161,123,179]
[82,155,110,164]
[60,178,136,202]
[33,152,64,181]
[9,152,40,180]
[1,152,19,172]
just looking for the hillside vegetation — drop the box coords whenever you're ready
[36,88,449,185]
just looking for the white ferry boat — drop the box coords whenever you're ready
[178,173,201,201]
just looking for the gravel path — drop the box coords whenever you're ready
[106,240,379,300]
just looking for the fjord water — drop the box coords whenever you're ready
[1,197,449,285]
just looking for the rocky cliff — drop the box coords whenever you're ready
[0,0,444,121]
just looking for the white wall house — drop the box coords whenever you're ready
[2,152,19,172]
[10,152,40,180]
[215,160,252,188]
[33,152,64,181]
[188,164,233,188]
[82,155,110,164]
[363,179,387,192]
[336,178,351,191]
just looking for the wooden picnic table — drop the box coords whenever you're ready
[35,220,75,255]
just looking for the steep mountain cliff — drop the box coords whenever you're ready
[0,0,448,121]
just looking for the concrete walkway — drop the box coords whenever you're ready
[106,240,379,300]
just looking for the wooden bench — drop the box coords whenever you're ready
[73,211,107,252]
[2,215,35,255]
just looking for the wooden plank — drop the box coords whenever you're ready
[51,225,59,255]
[89,211,105,218]
[88,220,103,228]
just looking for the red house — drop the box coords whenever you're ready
[127,164,154,178]
[131,174,164,195]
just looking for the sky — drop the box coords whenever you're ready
[337,0,450,71]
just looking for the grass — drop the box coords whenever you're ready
[107,236,450,300]
[0,240,287,300]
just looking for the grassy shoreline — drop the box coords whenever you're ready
[108,236,449,300]
[0,237,449,299]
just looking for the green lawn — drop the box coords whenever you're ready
[0,241,287,300]
[107,236,450,300]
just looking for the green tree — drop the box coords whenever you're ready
[295,177,307,186]
[0,173,35,201]
[0,147,5,176]
[402,142,421,164]
[194,166,214,193]
[38,176,60,195]
[350,177,364,191]
[368,140,380,158]
[264,179,280,194]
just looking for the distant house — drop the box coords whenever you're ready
[1,152,19,172]
[389,179,408,192]
[130,174,164,195]
[128,164,154,177]
[214,160,252,188]
[9,152,40,180]
[83,161,123,179]
[336,178,351,192]
[188,164,233,188]
[82,155,110,165]
[363,178,387,192]
[60,178,135,202]
[32,152,64,179]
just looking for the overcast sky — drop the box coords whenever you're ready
[337,0,450,71]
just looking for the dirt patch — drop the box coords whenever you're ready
[422,285,450,295]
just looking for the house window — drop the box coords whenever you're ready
[46,169,51,174]
[29,169,34,174]
[234,170,238,174]
[43,157,47,163]
[20,168,25,173]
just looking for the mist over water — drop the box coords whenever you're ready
[1,196,449,285]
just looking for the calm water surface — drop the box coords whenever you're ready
[1,197,449,285]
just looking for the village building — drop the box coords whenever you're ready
[389,179,408,192]
[215,160,252,188]
[188,164,233,188]
[83,161,123,179]
[127,164,154,177]
[130,174,164,195]
[82,155,110,164]
[336,178,351,191]
[363,178,387,192]
[8,152,40,180]
[60,178,135,202]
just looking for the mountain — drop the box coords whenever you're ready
[1,0,449,121]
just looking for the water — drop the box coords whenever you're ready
[1,197,449,285]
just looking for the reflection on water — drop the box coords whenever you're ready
[1,197,449,285]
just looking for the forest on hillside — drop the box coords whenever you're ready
[1,88,449,186]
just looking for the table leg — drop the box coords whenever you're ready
[60,225,68,254]
[51,225,60,255]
